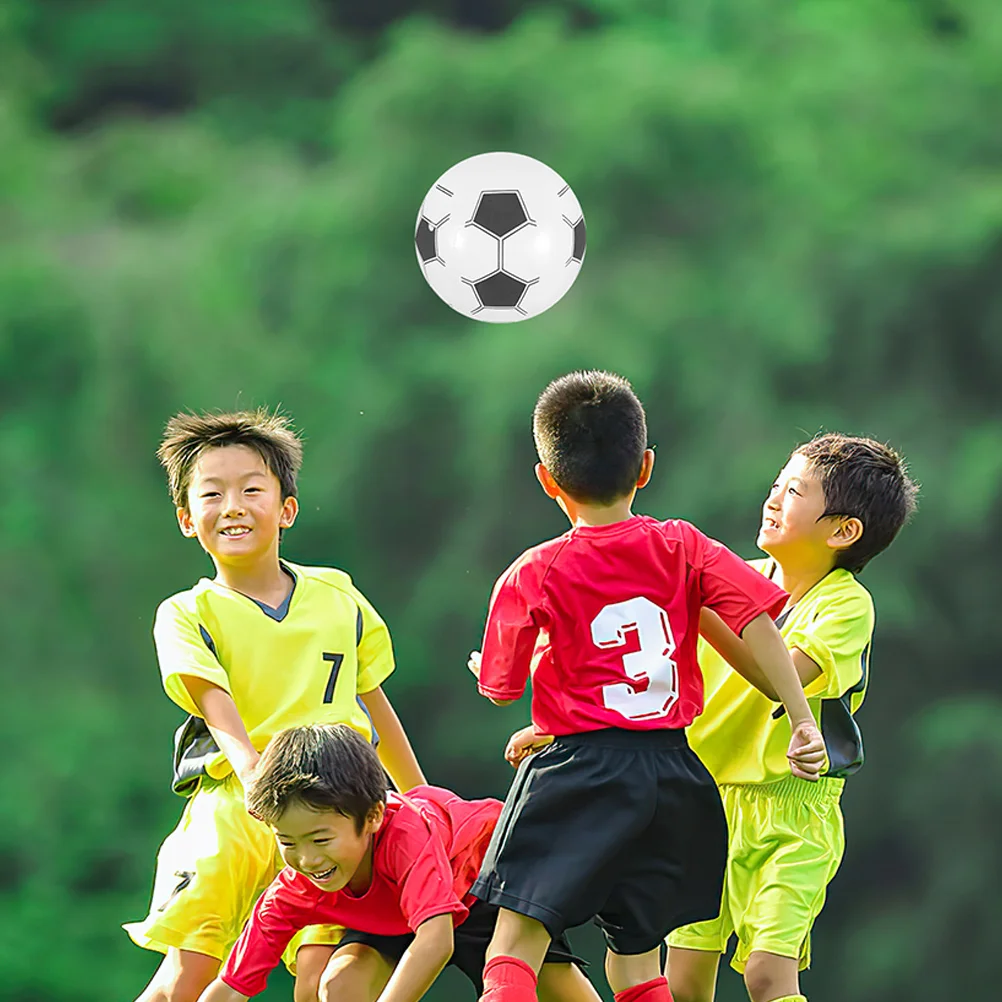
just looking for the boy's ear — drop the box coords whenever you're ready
[279,496,299,529]
[829,516,863,551]
[636,448,656,489]
[366,801,386,833]
[176,506,198,537]
[535,463,562,499]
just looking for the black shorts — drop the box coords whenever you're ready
[470,728,728,955]
[335,899,584,994]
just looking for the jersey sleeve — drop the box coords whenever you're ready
[789,589,874,700]
[477,556,539,702]
[382,805,469,930]
[688,527,787,635]
[153,598,231,716]
[220,873,315,997]
[349,584,396,694]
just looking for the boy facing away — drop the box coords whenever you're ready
[197,724,603,1002]
[665,434,917,1002]
[124,409,426,1002]
[468,371,828,1002]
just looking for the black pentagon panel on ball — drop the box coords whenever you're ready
[415,217,439,263]
[472,192,529,238]
[473,270,528,308]
[572,218,586,263]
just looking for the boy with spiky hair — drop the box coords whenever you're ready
[124,409,426,1002]
[469,371,828,1002]
[665,434,917,1002]
[197,724,601,1002]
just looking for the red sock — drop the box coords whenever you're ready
[614,976,673,1002]
[480,955,539,1002]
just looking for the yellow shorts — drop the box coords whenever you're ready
[668,776,845,972]
[124,774,341,970]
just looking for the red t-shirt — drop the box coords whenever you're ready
[221,787,501,997]
[477,516,787,735]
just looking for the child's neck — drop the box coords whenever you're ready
[770,553,838,608]
[213,554,292,608]
[562,494,637,528]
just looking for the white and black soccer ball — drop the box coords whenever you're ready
[415,152,586,323]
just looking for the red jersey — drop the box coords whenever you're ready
[477,516,787,735]
[221,786,501,997]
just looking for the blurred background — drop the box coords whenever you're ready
[2,0,1001,999]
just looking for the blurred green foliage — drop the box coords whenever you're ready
[1,1,1000,999]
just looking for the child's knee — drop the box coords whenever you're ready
[665,947,719,1002]
[293,978,320,1002]
[669,976,714,1002]
[294,944,335,1002]
[318,944,388,1002]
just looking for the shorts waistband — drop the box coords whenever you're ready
[554,727,689,751]
[722,774,844,805]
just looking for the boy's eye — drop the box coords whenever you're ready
[201,492,220,499]
[788,487,800,496]
[313,838,331,845]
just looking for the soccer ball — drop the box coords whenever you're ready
[414,152,586,323]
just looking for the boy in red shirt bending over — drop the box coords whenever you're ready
[196,724,601,1002]
[469,371,827,1002]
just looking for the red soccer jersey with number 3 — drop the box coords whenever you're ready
[477,516,787,735]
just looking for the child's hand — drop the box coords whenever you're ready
[504,725,554,768]
[235,750,261,793]
[467,650,482,679]
[787,720,827,781]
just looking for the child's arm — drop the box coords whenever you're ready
[700,609,822,699]
[179,675,259,787]
[360,687,427,792]
[467,649,515,706]
[475,569,537,708]
[376,913,454,1002]
[740,613,828,780]
[197,981,248,1002]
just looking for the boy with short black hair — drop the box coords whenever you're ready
[666,433,917,1002]
[196,724,602,1002]
[469,371,828,1002]
[125,409,426,1002]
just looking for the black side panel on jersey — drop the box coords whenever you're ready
[819,643,869,778]
[170,625,223,796]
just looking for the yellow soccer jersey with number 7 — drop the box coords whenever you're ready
[153,561,394,792]
[688,559,874,786]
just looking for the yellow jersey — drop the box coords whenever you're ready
[688,559,874,786]
[153,561,394,792]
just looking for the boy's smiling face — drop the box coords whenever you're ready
[177,444,297,564]
[757,452,839,561]
[272,800,384,894]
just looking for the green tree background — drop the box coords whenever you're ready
[2,1,1000,999]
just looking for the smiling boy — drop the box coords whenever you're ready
[197,724,600,1002]
[666,434,917,1002]
[124,409,426,1002]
